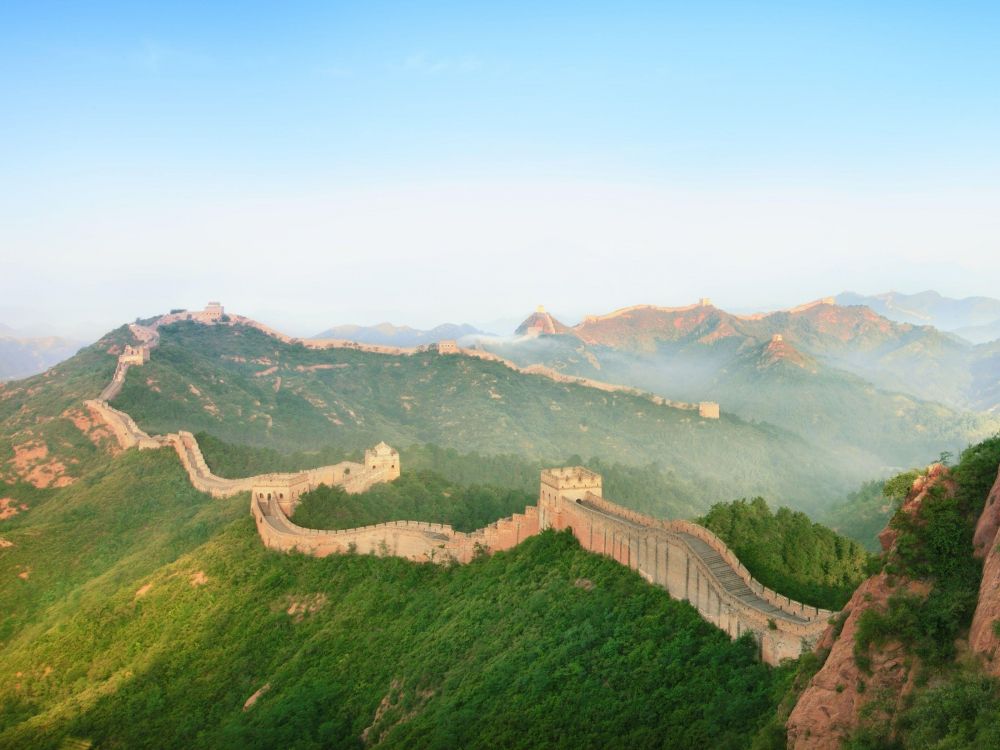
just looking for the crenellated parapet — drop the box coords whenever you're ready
[534,470,833,663]
[250,463,833,665]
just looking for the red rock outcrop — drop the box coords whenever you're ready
[968,465,1000,672]
[877,463,953,552]
[972,464,1000,558]
[786,466,950,748]
[785,573,926,749]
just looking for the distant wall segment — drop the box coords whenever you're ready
[147,303,721,418]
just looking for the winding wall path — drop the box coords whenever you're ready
[86,311,833,665]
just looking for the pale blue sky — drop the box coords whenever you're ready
[2,2,999,337]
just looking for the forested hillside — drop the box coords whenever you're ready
[111,321,857,514]
[483,325,998,481]
[1,449,789,749]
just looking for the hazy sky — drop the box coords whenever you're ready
[3,2,999,338]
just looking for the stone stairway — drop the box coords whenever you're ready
[674,533,808,623]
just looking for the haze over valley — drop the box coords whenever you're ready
[5,3,1000,748]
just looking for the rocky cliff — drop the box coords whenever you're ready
[969,465,1000,671]
[785,465,952,749]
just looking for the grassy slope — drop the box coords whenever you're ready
[111,322,851,513]
[1,449,786,750]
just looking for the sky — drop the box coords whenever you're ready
[2,1,999,338]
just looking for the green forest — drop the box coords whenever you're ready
[5,319,1000,748]
[0,450,790,749]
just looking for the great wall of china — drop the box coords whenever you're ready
[83,303,832,664]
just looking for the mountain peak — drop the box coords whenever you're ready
[516,308,570,336]
[757,333,816,371]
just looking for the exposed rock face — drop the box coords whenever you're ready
[785,574,924,749]
[786,466,949,748]
[877,463,953,552]
[972,465,1000,558]
[969,466,1000,671]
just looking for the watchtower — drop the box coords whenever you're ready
[539,467,602,503]
[203,302,225,321]
[252,472,311,517]
[538,467,603,531]
[698,401,720,419]
[437,340,459,354]
[120,345,149,366]
[364,442,400,481]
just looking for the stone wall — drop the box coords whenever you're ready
[535,476,832,664]
[85,309,834,665]
[249,462,831,665]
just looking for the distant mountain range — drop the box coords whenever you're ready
[312,322,486,346]
[837,290,1000,343]
[0,328,83,380]
[475,299,1000,482]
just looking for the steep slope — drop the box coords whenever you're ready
[515,306,572,336]
[783,435,1000,748]
[486,332,995,482]
[108,320,857,513]
[0,326,132,488]
[699,497,870,611]
[488,301,1000,478]
[508,298,990,408]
